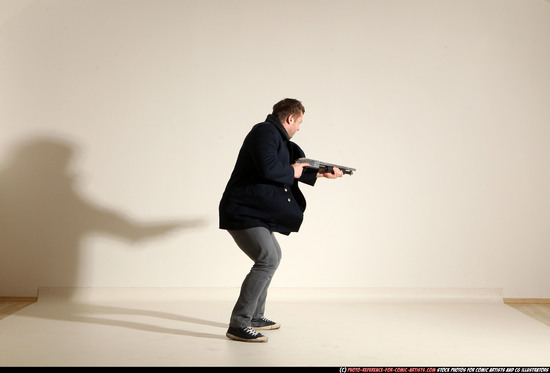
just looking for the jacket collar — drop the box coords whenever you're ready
[265,114,290,141]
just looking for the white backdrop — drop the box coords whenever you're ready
[1,0,549,297]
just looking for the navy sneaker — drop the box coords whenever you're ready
[251,316,281,330]
[226,326,268,343]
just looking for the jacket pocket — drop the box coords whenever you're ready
[245,184,275,199]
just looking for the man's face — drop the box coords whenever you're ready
[285,113,303,139]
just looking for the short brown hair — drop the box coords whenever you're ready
[272,98,305,123]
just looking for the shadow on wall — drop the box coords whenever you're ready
[0,135,205,296]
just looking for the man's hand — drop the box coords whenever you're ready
[292,162,309,178]
[318,166,344,179]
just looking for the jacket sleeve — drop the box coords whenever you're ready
[247,125,295,185]
[299,167,318,186]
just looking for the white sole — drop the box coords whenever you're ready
[226,332,268,343]
[252,323,281,330]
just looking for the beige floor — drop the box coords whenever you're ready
[506,302,550,327]
[0,299,36,320]
[1,288,550,367]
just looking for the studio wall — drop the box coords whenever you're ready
[1,0,549,297]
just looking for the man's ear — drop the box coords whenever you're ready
[285,115,294,125]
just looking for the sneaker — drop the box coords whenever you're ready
[226,326,268,343]
[251,316,281,330]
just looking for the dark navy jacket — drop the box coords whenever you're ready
[219,114,317,235]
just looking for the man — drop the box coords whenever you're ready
[219,98,343,342]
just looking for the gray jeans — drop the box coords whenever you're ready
[228,227,282,328]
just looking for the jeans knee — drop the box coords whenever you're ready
[255,252,280,271]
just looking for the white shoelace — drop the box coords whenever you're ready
[243,326,260,336]
[254,316,273,323]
